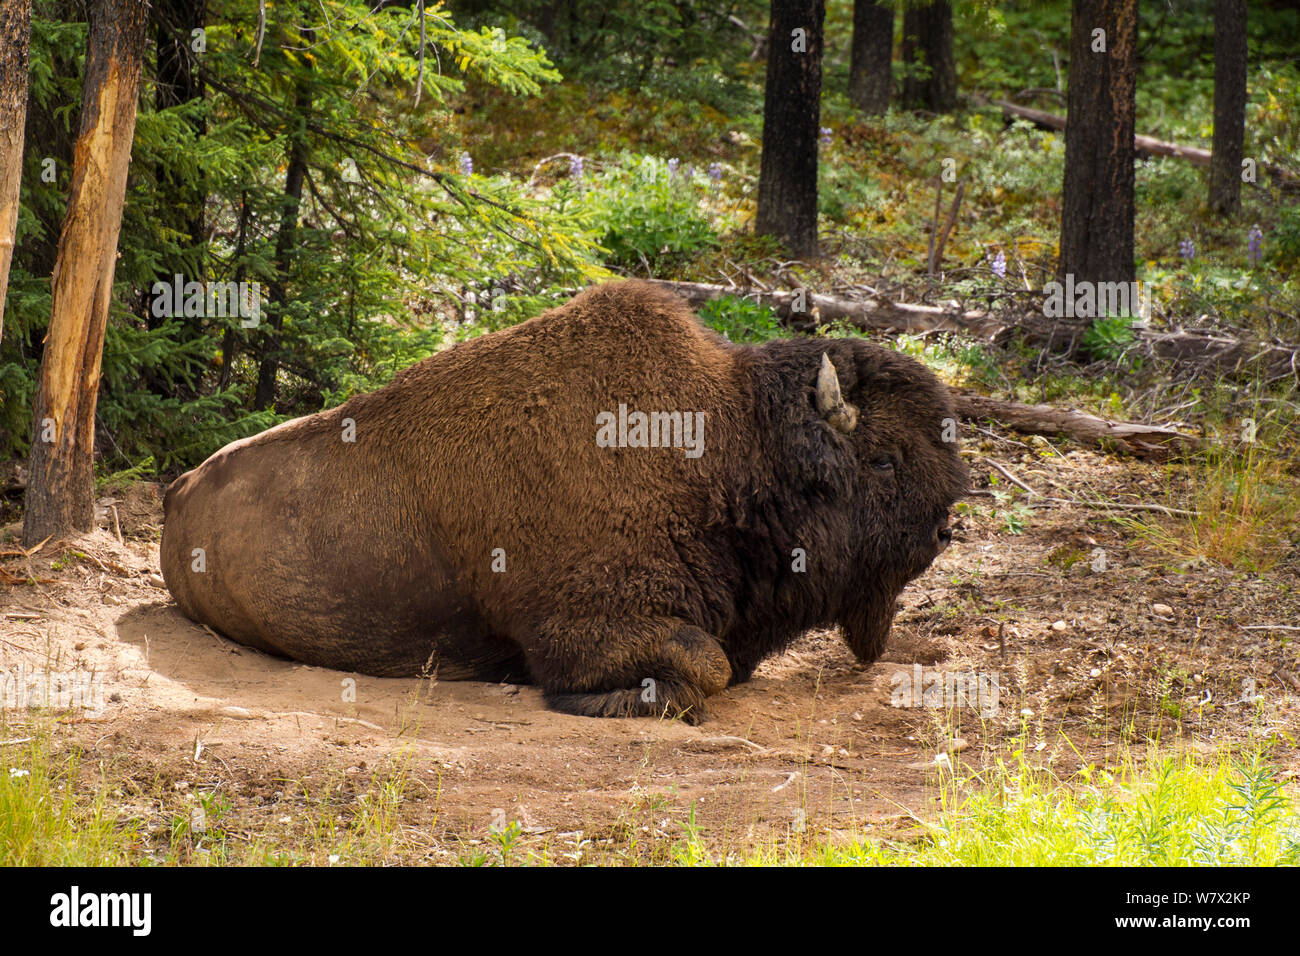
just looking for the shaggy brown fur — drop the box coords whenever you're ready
[162,281,967,722]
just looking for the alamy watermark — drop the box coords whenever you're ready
[151,273,262,327]
[595,404,706,459]
[890,664,999,718]
[1,665,104,715]
[1042,274,1150,320]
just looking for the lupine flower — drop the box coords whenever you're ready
[1248,224,1264,265]
[990,250,1007,278]
[569,155,584,179]
[459,153,473,176]
[667,157,680,179]
[708,162,723,183]
[1179,238,1195,260]
[684,164,695,181]
[820,126,832,146]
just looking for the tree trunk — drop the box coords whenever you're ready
[900,1,956,112]
[253,49,313,411]
[217,191,250,393]
[1209,0,1247,216]
[0,0,32,344]
[22,0,147,547]
[849,0,893,114]
[755,0,825,259]
[1057,0,1138,290]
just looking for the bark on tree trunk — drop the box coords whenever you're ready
[1057,0,1138,289]
[900,1,956,112]
[0,0,32,344]
[254,58,313,412]
[1209,0,1247,216]
[217,191,250,393]
[755,0,825,259]
[849,0,893,114]
[22,0,147,547]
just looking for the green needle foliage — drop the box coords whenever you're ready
[1,0,599,471]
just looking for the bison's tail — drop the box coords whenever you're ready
[545,683,708,725]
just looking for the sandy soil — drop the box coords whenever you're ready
[2,446,1298,863]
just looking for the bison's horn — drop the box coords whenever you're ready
[816,353,859,434]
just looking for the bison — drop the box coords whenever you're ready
[161,281,967,722]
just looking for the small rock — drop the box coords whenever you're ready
[1090,668,1102,678]
[1020,708,1034,717]
[103,593,122,606]
[147,573,166,589]
[1051,620,1067,632]
[220,705,254,719]
[1152,603,1174,617]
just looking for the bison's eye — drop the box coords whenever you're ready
[870,455,895,472]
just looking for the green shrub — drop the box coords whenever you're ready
[584,156,719,274]
[696,294,783,343]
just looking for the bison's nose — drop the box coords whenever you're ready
[935,523,953,552]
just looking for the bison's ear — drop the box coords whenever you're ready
[816,353,859,434]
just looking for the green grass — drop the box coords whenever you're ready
[0,729,140,866]
[6,724,1297,866]
[1112,407,1300,574]
[675,747,1300,867]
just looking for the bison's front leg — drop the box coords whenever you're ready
[541,625,731,725]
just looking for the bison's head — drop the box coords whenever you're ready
[785,338,968,664]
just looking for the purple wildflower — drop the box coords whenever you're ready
[1179,238,1195,261]
[708,162,723,183]
[569,155,584,179]
[990,250,1007,278]
[820,126,832,146]
[1248,225,1263,265]
[459,153,473,177]
[667,157,680,179]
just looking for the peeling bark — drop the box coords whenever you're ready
[22,0,147,547]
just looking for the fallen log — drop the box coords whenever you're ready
[998,317,1300,382]
[987,98,1298,183]
[648,280,1206,457]
[646,279,1005,337]
[952,390,1201,458]
[649,280,1300,383]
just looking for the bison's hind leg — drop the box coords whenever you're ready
[543,626,730,725]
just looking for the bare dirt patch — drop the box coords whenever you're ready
[3,450,1298,863]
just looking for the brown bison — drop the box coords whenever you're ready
[162,281,966,722]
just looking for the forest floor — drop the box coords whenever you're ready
[2,442,1298,864]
